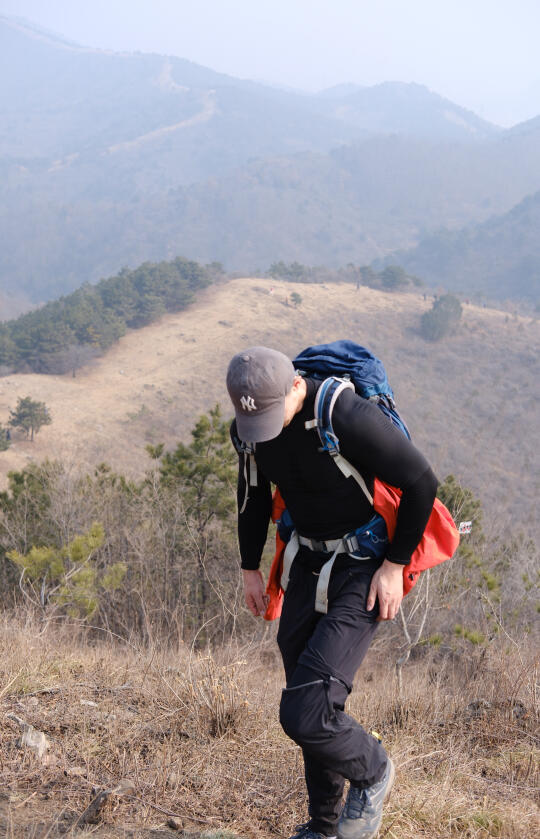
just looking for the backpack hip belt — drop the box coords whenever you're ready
[298,533,364,554]
[282,528,374,615]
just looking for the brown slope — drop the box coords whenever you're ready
[0,278,538,528]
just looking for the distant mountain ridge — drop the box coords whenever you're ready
[313,81,500,141]
[3,15,83,49]
[506,114,540,137]
[0,15,539,303]
[0,15,499,163]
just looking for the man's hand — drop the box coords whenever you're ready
[242,569,269,617]
[367,559,404,620]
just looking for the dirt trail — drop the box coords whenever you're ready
[156,59,189,93]
[107,90,217,154]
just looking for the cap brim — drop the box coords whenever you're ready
[235,399,285,443]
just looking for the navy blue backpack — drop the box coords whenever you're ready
[293,339,410,442]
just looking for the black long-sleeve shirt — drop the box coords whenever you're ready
[232,378,438,570]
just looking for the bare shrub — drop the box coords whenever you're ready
[0,424,251,646]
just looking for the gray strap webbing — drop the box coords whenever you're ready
[326,379,354,424]
[332,453,373,506]
[315,547,371,614]
[239,445,257,514]
[315,546,340,614]
[281,530,299,591]
[239,454,249,514]
[312,378,354,434]
[249,454,257,486]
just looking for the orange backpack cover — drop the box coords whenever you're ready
[263,483,459,621]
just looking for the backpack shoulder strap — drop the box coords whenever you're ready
[305,377,374,506]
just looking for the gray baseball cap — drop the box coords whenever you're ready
[226,346,296,442]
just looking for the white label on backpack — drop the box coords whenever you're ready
[458,521,472,534]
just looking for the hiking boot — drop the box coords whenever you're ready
[337,758,395,839]
[288,821,337,839]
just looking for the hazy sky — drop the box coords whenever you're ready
[1,0,539,127]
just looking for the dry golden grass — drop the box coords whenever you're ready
[0,616,538,838]
[0,278,538,527]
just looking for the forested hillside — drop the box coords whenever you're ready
[0,257,212,373]
[4,130,540,302]
[388,190,540,301]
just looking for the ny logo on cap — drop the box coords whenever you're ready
[240,395,257,411]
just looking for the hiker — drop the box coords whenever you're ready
[227,346,438,839]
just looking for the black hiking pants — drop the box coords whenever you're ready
[277,551,387,837]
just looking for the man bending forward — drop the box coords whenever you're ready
[227,347,437,839]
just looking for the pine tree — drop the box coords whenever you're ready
[0,325,16,369]
[156,404,236,530]
[150,405,236,624]
[0,426,10,451]
[381,265,408,290]
[420,294,462,341]
[9,396,52,441]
